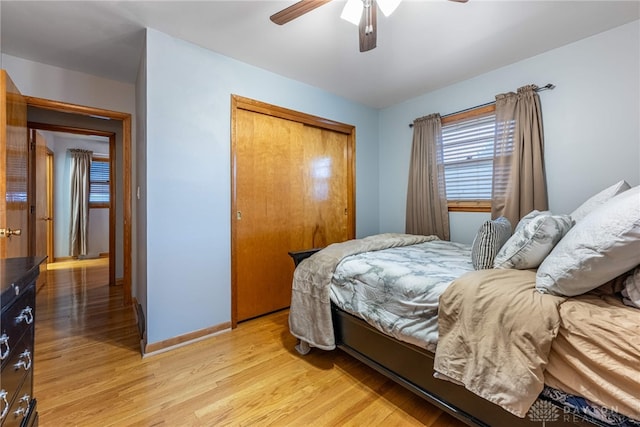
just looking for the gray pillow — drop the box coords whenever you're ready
[513,210,551,233]
[536,185,640,296]
[494,213,573,270]
[471,217,512,270]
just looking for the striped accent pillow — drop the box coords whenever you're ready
[471,217,512,270]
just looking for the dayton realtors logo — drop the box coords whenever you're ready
[527,400,560,426]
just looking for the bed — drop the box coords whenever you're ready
[288,182,640,427]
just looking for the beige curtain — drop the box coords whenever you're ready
[69,149,93,257]
[405,113,450,240]
[492,85,548,226]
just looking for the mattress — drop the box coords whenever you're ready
[541,386,640,427]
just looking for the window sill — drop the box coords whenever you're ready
[90,203,109,209]
[447,200,491,213]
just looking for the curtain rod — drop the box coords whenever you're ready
[409,83,555,128]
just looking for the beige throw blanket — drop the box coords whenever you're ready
[289,233,437,351]
[434,269,567,418]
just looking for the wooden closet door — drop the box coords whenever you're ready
[234,108,351,322]
[299,126,350,249]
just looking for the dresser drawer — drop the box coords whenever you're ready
[2,369,33,427]
[1,286,35,371]
[1,258,41,427]
[0,327,33,417]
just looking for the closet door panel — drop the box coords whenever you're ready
[299,126,349,249]
[234,109,350,322]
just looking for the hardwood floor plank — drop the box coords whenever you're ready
[34,259,467,426]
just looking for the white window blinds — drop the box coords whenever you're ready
[89,159,110,205]
[442,112,496,200]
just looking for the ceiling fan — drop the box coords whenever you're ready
[270,0,468,53]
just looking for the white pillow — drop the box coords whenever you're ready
[570,180,630,222]
[536,185,640,296]
[471,217,512,270]
[494,213,573,270]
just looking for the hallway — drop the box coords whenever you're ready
[35,259,140,423]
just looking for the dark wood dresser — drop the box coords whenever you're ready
[1,257,44,427]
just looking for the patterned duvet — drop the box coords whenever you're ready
[330,239,474,352]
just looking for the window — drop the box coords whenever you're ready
[89,157,110,208]
[441,104,496,212]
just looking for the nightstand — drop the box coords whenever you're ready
[287,248,323,267]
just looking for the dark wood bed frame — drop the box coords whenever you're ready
[289,249,606,427]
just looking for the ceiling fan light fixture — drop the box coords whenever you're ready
[341,0,363,25]
[377,0,401,17]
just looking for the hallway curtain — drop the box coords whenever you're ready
[492,85,548,227]
[405,113,450,240]
[69,149,93,257]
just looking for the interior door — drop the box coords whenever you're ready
[234,107,352,322]
[0,70,29,258]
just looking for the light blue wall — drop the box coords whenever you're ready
[142,29,379,345]
[379,20,640,244]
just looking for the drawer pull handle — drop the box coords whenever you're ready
[13,394,30,419]
[0,334,9,360]
[0,390,8,421]
[16,306,34,325]
[14,350,32,371]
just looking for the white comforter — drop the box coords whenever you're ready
[331,239,474,352]
[289,233,438,351]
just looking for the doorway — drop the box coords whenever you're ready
[25,96,133,305]
[29,123,116,285]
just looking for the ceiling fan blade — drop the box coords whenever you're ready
[448,0,469,2]
[270,0,333,25]
[359,0,377,52]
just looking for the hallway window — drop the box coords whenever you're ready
[90,157,110,208]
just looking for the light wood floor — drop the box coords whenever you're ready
[35,259,468,426]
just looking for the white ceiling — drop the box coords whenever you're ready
[1,1,638,108]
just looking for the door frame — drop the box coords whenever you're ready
[230,95,356,327]
[29,122,117,287]
[26,96,133,305]
[46,147,54,263]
